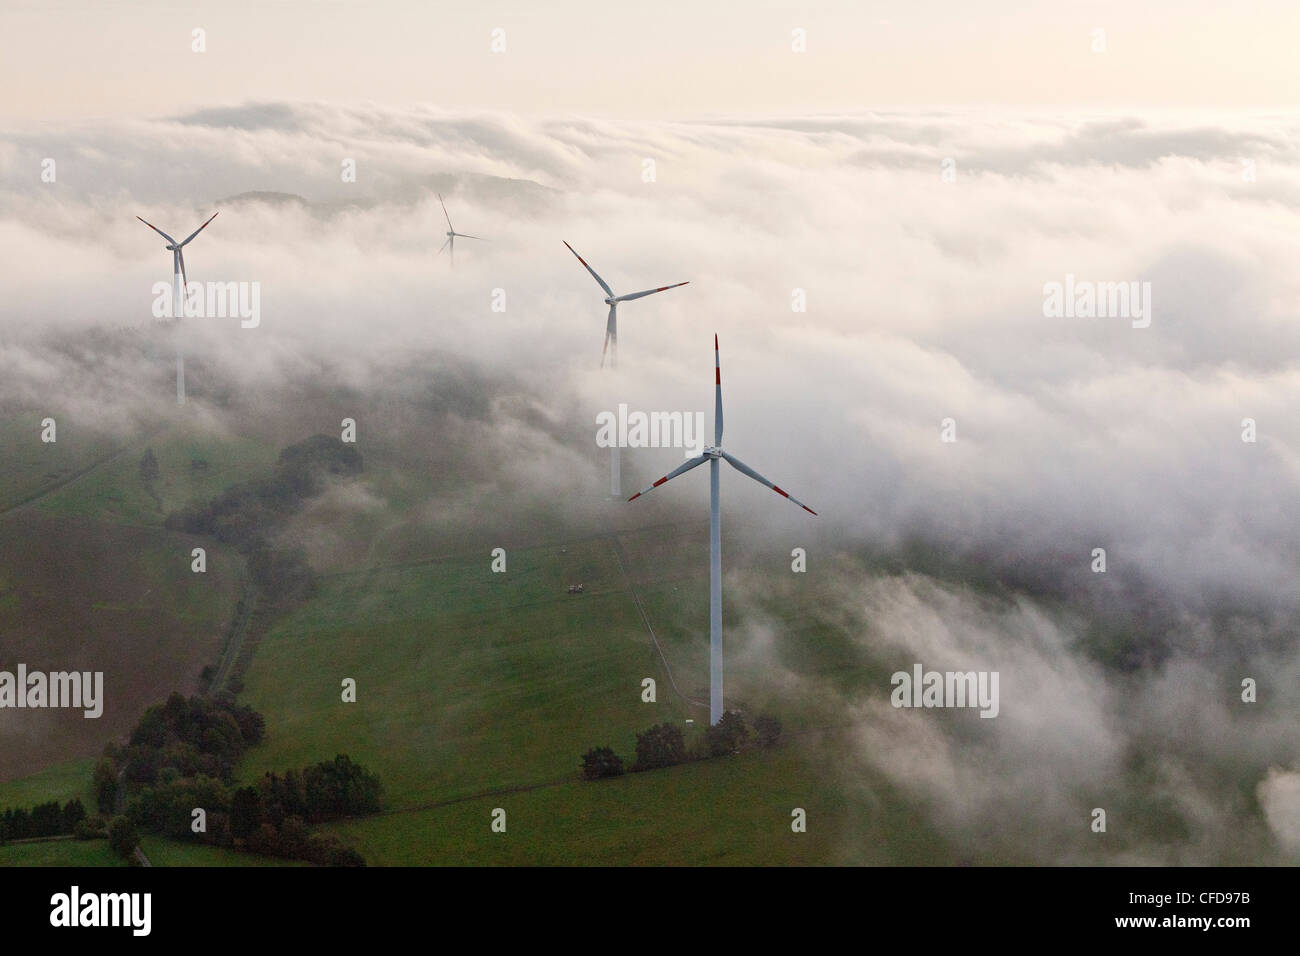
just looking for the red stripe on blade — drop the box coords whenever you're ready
[773,486,790,498]
[652,477,668,487]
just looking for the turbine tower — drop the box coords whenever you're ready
[137,212,218,404]
[563,240,688,496]
[438,194,485,267]
[628,335,817,724]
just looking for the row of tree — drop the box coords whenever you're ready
[0,799,87,843]
[581,711,783,780]
[124,756,376,866]
[92,692,265,812]
[95,694,376,865]
[164,434,363,601]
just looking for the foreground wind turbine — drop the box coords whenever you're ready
[137,212,219,404]
[628,336,816,725]
[437,194,485,267]
[562,240,688,370]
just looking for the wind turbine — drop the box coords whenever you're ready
[563,240,688,497]
[562,240,687,370]
[437,194,485,267]
[628,335,816,725]
[137,211,218,404]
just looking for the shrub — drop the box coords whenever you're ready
[705,711,749,757]
[753,713,782,748]
[632,723,687,772]
[581,746,625,780]
[74,816,106,840]
[107,816,140,859]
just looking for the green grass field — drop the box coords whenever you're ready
[1,402,927,865]
[0,839,128,868]
[324,738,952,865]
[237,534,695,807]
[34,426,280,526]
[137,837,307,867]
[0,758,98,811]
[235,513,945,864]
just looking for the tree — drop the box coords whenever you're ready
[753,713,782,748]
[632,723,686,772]
[705,710,750,757]
[107,816,140,859]
[30,800,62,837]
[74,816,105,841]
[61,799,86,833]
[139,447,160,483]
[229,786,262,841]
[580,746,625,780]
[299,754,382,821]
[92,758,118,815]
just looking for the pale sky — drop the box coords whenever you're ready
[2,0,1297,121]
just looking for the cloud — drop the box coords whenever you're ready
[1258,767,1300,856]
[2,102,1298,861]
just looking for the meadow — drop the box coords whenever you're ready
[0,408,948,866]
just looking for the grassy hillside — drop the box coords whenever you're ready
[0,402,946,865]
[0,757,98,810]
[324,739,952,865]
[234,506,943,864]
[237,534,694,807]
[0,839,129,867]
[0,415,124,514]
[35,428,280,526]
[0,416,269,783]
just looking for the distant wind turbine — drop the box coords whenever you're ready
[438,194,485,267]
[628,335,817,725]
[137,211,219,404]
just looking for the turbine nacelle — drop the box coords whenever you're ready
[703,445,723,459]
[604,296,617,306]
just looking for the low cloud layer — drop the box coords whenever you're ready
[1,103,1297,861]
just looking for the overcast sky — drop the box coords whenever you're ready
[3,0,1299,122]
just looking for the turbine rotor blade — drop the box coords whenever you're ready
[178,247,188,295]
[454,233,486,240]
[562,241,613,297]
[714,333,723,445]
[136,216,177,245]
[600,304,617,367]
[720,451,817,516]
[177,211,219,247]
[437,237,450,255]
[627,454,709,502]
[600,303,618,367]
[438,193,454,231]
[614,281,689,302]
